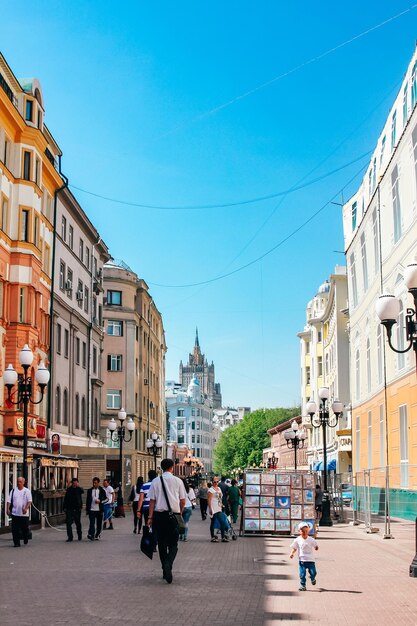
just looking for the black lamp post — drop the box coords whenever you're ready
[376,262,417,576]
[146,431,164,471]
[108,409,135,507]
[267,451,278,470]
[307,388,343,527]
[284,420,306,471]
[4,344,50,483]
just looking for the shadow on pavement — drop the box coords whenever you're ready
[318,588,362,594]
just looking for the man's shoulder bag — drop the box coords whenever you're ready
[160,476,185,534]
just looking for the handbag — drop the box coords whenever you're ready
[140,525,156,560]
[160,476,186,534]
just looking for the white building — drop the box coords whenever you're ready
[166,378,213,473]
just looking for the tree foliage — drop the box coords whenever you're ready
[213,407,300,475]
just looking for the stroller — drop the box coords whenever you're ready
[214,511,238,541]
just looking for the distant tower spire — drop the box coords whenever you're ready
[195,326,200,348]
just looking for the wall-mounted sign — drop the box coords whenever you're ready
[338,435,352,452]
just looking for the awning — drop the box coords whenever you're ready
[314,459,337,471]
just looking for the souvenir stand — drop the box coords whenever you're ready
[242,469,315,536]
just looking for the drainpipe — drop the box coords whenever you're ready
[47,155,68,429]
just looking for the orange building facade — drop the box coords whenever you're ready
[0,54,63,454]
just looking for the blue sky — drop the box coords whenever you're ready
[1,2,416,409]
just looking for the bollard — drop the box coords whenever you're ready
[41,511,46,530]
[410,516,417,577]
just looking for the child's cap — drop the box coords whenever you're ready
[298,521,309,530]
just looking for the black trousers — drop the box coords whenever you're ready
[11,515,29,546]
[153,511,179,574]
[200,498,208,519]
[132,501,143,532]
[66,508,82,539]
[88,511,103,538]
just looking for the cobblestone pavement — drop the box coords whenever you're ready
[1,511,417,625]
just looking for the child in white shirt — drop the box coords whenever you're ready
[289,521,318,591]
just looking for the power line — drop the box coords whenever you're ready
[70,150,371,210]
[160,4,417,138]
[149,164,366,289]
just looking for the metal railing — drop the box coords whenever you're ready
[0,71,17,107]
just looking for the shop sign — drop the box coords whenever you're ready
[338,435,352,451]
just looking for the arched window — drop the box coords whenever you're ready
[355,350,360,401]
[63,388,68,426]
[81,396,86,431]
[55,385,61,424]
[75,393,80,430]
[366,339,371,393]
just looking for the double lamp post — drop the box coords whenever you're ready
[146,431,164,471]
[284,420,306,472]
[108,409,135,507]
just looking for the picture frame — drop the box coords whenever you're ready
[245,496,260,507]
[275,496,290,509]
[291,489,302,504]
[275,508,290,519]
[290,505,302,519]
[261,473,276,485]
[246,484,261,496]
[261,485,275,496]
[276,473,291,485]
[275,519,291,532]
[246,473,261,485]
[260,519,275,531]
[260,496,274,507]
[260,507,275,519]
[245,519,260,531]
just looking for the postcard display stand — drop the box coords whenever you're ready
[243,471,315,536]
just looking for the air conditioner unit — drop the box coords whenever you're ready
[97,268,103,280]
[76,290,84,301]
[144,378,148,385]
[65,280,72,291]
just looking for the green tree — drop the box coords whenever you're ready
[213,407,300,475]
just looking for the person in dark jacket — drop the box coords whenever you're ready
[86,477,108,540]
[63,477,84,542]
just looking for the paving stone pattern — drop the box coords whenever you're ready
[1,512,417,625]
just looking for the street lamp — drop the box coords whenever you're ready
[267,451,277,470]
[376,263,417,576]
[108,409,135,508]
[3,345,50,482]
[284,420,306,471]
[146,431,164,471]
[306,387,343,527]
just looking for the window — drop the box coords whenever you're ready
[64,329,69,358]
[34,215,39,247]
[380,135,386,167]
[82,342,87,368]
[1,196,9,234]
[35,158,40,186]
[107,290,122,305]
[81,397,86,430]
[391,110,397,149]
[361,233,368,292]
[67,268,73,295]
[75,337,80,364]
[75,393,80,429]
[37,109,42,129]
[177,421,185,431]
[77,280,83,308]
[372,208,380,276]
[108,320,123,336]
[85,246,90,270]
[305,366,310,385]
[397,300,405,370]
[379,404,385,468]
[177,409,184,417]
[20,209,30,241]
[23,151,31,180]
[305,341,310,354]
[399,404,409,488]
[84,286,89,313]
[317,356,323,377]
[55,386,61,424]
[59,261,66,290]
[93,346,97,375]
[350,253,358,307]
[376,325,383,385]
[412,62,417,108]
[79,238,84,263]
[351,201,357,231]
[107,354,122,371]
[63,389,68,426]
[178,435,185,444]
[355,415,361,472]
[367,411,372,469]
[355,349,360,401]
[61,216,66,241]
[43,243,50,275]
[3,138,9,168]
[317,330,322,342]
[403,83,408,126]
[107,389,121,409]
[19,287,26,323]
[68,225,73,250]
[57,323,62,354]
[392,165,402,243]
[25,99,33,121]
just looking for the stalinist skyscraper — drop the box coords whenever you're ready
[179,329,222,408]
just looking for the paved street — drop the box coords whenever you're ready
[1,512,417,625]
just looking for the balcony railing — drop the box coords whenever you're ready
[44,147,56,168]
[0,71,17,107]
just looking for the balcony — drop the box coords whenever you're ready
[0,71,17,107]
[44,147,56,168]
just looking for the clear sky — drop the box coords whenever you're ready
[1,2,416,409]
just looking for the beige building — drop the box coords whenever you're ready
[101,260,166,493]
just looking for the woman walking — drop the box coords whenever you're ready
[228,479,240,523]
[130,476,144,534]
[180,480,195,541]
[208,477,228,542]
[199,481,208,520]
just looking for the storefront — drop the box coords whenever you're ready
[31,454,79,524]
[0,447,32,531]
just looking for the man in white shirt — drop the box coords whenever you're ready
[86,477,108,540]
[103,479,115,530]
[148,458,186,584]
[7,476,32,547]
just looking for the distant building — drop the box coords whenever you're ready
[179,328,222,408]
[166,378,213,473]
[265,416,307,471]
